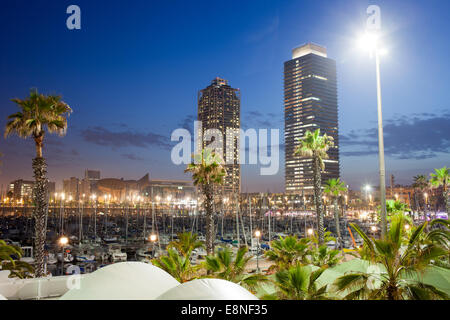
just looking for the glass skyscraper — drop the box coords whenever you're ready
[284,43,340,194]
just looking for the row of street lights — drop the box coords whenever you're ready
[55,225,319,275]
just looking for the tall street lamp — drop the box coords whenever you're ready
[59,236,69,276]
[359,20,388,236]
[150,234,157,258]
[91,194,97,241]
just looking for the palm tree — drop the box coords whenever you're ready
[324,178,347,247]
[264,236,311,272]
[308,230,342,268]
[0,240,34,279]
[5,89,72,277]
[385,200,410,216]
[168,232,204,257]
[310,244,341,268]
[430,167,449,214]
[418,219,450,269]
[333,215,449,300]
[151,248,200,283]
[203,246,268,292]
[185,149,226,255]
[262,265,330,300]
[412,174,429,217]
[295,129,334,244]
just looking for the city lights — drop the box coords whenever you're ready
[1,2,448,304]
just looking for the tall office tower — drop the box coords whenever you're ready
[284,43,340,194]
[197,77,241,195]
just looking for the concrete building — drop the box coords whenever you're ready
[8,179,34,201]
[197,77,241,196]
[96,173,151,202]
[143,180,196,203]
[63,177,80,200]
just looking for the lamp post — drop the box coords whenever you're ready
[59,236,69,276]
[167,195,173,241]
[371,225,377,238]
[91,194,97,241]
[141,197,147,243]
[364,185,371,210]
[79,194,85,245]
[359,5,388,237]
[155,195,161,251]
[254,230,261,272]
[60,193,65,236]
[375,45,388,238]
[150,234,157,258]
[125,196,130,244]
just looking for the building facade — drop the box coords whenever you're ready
[143,180,196,203]
[197,77,241,195]
[284,43,340,194]
[63,177,80,200]
[8,179,34,201]
[96,173,151,202]
[8,179,55,201]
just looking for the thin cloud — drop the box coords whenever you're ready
[81,126,171,150]
[340,112,450,159]
[121,153,145,161]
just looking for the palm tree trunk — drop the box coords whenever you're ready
[333,197,341,248]
[34,133,44,158]
[313,156,324,244]
[203,184,215,255]
[32,157,48,278]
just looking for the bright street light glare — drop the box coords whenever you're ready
[378,47,388,55]
[149,234,157,242]
[358,32,388,57]
[254,230,261,238]
[59,236,69,246]
[358,32,378,51]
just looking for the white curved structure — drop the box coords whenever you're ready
[60,262,179,300]
[156,278,258,300]
[0,293,7,300]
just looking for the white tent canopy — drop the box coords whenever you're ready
[156,278,259,300]
[60,262,179,300]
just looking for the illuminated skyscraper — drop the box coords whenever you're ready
[197,77,241,195]
[284,43,340,193]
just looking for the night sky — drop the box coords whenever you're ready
[0,0,449,193]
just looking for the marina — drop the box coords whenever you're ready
[2,200,431,276]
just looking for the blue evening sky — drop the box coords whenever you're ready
[0,0,449,192]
